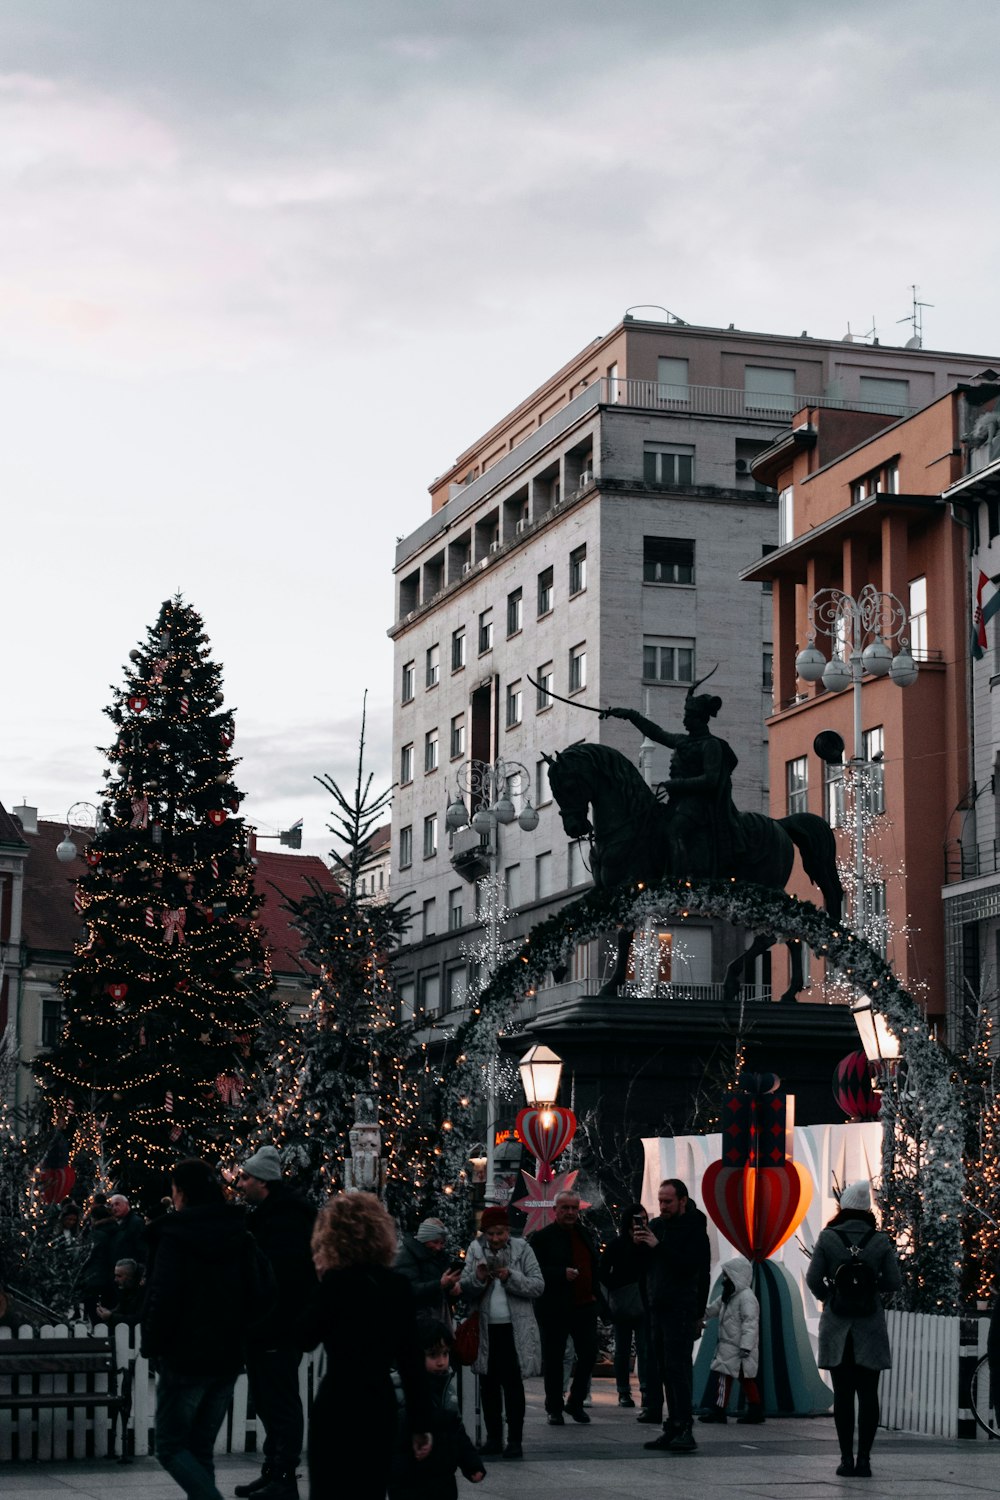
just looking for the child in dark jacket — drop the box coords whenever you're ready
[390,1318,485,1500]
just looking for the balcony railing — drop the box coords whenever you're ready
[944,840,1000,884]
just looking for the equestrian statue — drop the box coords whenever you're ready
[535,670,843,1002]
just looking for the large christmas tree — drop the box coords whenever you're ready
[238,705,437,1218]
[36,598,274,1206]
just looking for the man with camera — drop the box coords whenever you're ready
[529,1190,603,1426]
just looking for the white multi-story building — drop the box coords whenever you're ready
[389,315,990,1025]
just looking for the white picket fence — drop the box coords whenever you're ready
[0,1323,326,1462]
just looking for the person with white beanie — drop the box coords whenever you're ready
[806,1181,901,1479]
[394,1216,463,1327]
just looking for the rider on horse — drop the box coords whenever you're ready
[602,690,747,880]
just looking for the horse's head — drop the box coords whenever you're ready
[544,749,593,840]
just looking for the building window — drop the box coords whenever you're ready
[41,999,62,1049]
[535,850,553,900]
[909,575,927,659]
[420,972,441,1015]
[762,649,773,693]
[450,714,465,759]
[657,356,689,404]
[824,763,845,828]
[745,366,796,414]
[424,727,439,774]
[536,662,554,712]
[423,814,438,859]
[506,680,522,728]
[778,486,794,546]
[571,941,592,982]
[537,566,554,617]
[400,742,413,785]
[863,726,885,815]
[569,544,587,596]
[398,980,415,1021]
[786,756,808,815]
[643,638,694,685]
[643,444,694,486]
[569,643,587,694]
[401,660,415,703]
[568,840,587,888]
[506,587,523,637]
[451,628,466,672]
[478,608,493,654]
[643,536,694,584]
[852,460,900,505]
[425,643,440,689]
[505,863,520,906]
[445,966,466,1012]
[448,888,464,931]
[399,824,413,869]
[422,898,436,938]
[536,759,551,805]
[859,377,909,414]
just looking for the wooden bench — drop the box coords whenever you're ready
[0,1335,133,1460]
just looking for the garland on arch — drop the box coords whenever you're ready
[433,876,963,1310]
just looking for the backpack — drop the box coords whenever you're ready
[828,1227,879,1317]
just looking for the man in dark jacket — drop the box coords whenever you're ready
[79,1203,118,1323]
[529,1190,602,1425]
[394,1217,462,1325]
[108,1193,148,1266]
[636,1177,711,1454]
[234,1145,315,1500]
[142,1158,274,1500]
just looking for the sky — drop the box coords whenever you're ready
[4,0,1000,863]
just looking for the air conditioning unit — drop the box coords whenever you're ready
[735,458,750,474]
[461,561,473,576]
[489,540,502,554]
[578,468,593,488]
[515,518,530,535]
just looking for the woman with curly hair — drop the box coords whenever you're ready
[301,1193,432,1499]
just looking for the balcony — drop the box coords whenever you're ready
[944,840,1000,884]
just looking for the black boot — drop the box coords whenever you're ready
[235,1467,273,1498]
[253,1473,299,1500]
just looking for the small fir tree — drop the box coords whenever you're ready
[239,703,435,1218]
[35,598,274,1207]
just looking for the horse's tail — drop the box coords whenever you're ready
[779,814,844,922]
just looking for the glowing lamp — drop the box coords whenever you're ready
[850,997,900,1065]
[519,1043,563,1107]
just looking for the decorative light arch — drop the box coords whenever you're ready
[435,877,963,1310]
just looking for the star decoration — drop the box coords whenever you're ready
[512,1168,590,1234]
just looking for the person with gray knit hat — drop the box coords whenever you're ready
[394,1214,462,1326]
[234,1146,315,1500]
[806,1181,901,1479]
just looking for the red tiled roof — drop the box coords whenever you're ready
[366,824,391,854]
[16,820,342,978]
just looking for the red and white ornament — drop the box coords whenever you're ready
[127,695,149,713]
[207,809,227,827]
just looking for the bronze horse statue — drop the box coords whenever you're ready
[545,741,843,1002]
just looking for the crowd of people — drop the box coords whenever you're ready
[57,1160,901,1498]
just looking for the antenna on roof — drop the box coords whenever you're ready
[842,318,878,345]
[623,304,687,325]
[897,284,933,349]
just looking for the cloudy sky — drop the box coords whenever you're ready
[4,0,999,861]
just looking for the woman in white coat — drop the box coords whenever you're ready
[460,1206,543,1461]
[698,1255,763,1424]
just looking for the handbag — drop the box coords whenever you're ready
[608,1282,644,1321]
[453,1311,480,1366]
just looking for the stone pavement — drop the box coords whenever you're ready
[3,1379,998,1499]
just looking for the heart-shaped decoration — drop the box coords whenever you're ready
[85,849,102,867]
[127,695,148,713]
[207,809,227,826]
[515,1106,577,1176]
[106,982,128,1001]
[702,1159,813,1262]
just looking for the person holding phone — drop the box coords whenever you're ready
[599,1202,655,1411]
[395,1217,464,1328]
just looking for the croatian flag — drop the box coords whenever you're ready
[972,571,1000,660]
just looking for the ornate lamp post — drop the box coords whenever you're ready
[445,758,539,1205]
[794,585,918,931]
[55,802,107,863]
[850,996,901,1087]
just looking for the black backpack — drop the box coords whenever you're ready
[828,1227,879,1317]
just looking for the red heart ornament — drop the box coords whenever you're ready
[702,1159,813,1262]
[85,849,102,866]
[128,695,148,713]
[515,1106,576,1182]
[207,809,227,826]
[106,982,128,1001]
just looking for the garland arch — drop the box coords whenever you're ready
[435,877,963,1309]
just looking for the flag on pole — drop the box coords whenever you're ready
[972,571,1000,660]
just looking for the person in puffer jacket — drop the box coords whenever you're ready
[698,1256,763,1425]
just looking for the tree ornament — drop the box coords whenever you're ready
[207,809,227,827]
[106,983,128,1001]
[220,731,233,748]
[179,695,190,715]
[85,849,102,867]
[162,908,186,944]
[130,796,149,829]
[127,695,149,713]
[129,649,141,662]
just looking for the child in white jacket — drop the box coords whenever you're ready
[699,1255,764,1425]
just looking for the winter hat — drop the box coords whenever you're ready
[416,1218,447,1244]
[480,1206,508,1230]
[240,1146,282,1182]
[839,1180,871,1211]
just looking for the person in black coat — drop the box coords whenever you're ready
[389,1318,484,1499]
[235,1146,317,1500]
[528,1190,603,1425]
[108,1193,149,1267]
[142,1158,275,1500]
[634,1178,711,1453]
[300,1192,432,1500]
[79,1204,118,1323]
[394,1218,462,1325]
[599,1202,655,1410]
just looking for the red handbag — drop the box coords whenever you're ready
[453,1311,480,1367]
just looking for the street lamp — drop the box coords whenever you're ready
[850,996,901,1088]
[795,586,918,930]
[55,802,107,863]
[518,1043,564,1119]
[446,758,540,1204]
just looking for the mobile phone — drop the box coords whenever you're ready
[632,1214,646,1230]
[449,1259,464,1274]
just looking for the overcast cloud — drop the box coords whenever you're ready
[4,1,999,861]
